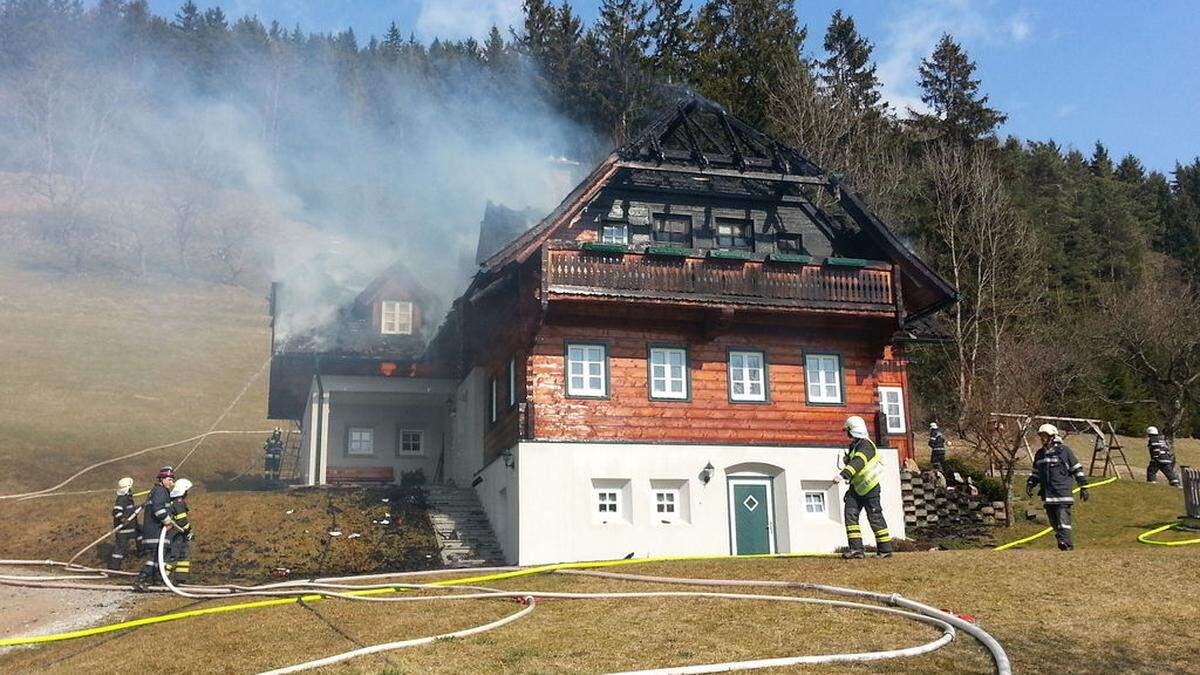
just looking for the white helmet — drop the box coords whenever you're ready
[1037,423,1059,437]
[1147,426,1159,436]
[844,415,869,439]
[929,422,939,430]
[117,477,133,495]
[170,478,193,499]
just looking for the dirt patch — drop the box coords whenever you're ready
[0,586,131,648]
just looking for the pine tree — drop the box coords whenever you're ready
[648,0,694,85]
[1090,141,1113,178]
[591,0,652,143]
[693,0,805,128]
[173,1,200,31]
[910,34,1007,144]
[382,21,403,58]
[518,0,556,61]
[1115,154,1145,184]
[818,10,883,114]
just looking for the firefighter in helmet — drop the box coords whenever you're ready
[1026,424,1090,551]
[107,477,140,570]
[164,478,195,584]
[133,466,176,592]
[834,415,893,559]
[264,427,284,483]
[1145,426,1181,487]
[928,422,948,469]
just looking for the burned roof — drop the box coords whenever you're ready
[475,202,540,265]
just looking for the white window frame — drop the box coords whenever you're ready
[648,346,688,400]
[508,357,517,407]
[595,489,621,517]
[347,427,374,456]
[728,350,767,402]
[651,488,680,523]
[566,343,608,398]
[380,301,414,335]
[803,490,827,518]
[805,354,843,404]
[397,429,424,456]
[601,223,629,244]
[879,386,906,434]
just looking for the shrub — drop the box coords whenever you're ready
[939,456,1006,502]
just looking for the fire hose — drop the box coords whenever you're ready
[992,476,1118,551]
[1136,522,1200,546]
[1,548,1010,675]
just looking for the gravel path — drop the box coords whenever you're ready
[0,585,131,650]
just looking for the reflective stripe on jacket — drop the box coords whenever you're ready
[141,484,172,544]
[1148,436,1175,464]
[1027,442,1087,504]
[841,438,885,496]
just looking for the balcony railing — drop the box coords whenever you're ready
[543,243,896,313]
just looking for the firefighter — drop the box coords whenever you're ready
[264,427,284,483]
[1146,426,1182,487]
[132,466,176,592]
[165,478,194,584]
[834,415,893,559]
[1026,424,1090,551]
[928,423,948,469]
[107,477,140,570]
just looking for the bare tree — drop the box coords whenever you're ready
[1094,263,1200,440]
[919,143,1043,425]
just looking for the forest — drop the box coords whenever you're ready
[1,0,1199,445]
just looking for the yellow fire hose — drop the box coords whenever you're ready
[0,552,838,647]
[1137,522,1200,546]
[992,476,1118,551]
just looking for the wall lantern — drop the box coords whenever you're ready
[502,448,515,470]
[700,462,715,485]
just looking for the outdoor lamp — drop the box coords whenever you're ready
[700,462,715,485]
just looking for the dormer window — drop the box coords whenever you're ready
[380,301,413,335]
[776,232,804,254]
[601,223,629,244]
[715,218,753,250]
[653,213,692,246]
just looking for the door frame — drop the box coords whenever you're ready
[726,477,777,555]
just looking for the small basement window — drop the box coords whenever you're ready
[347,427,374,456]
[397,429,424,455]
[652,489,679,523]
[567,343,608,398]
[804,491,827,516]
[381,301,414,335]
[805,354,843,404]
[728,350,767,402]
[652,213,693,246]
[601,223,629,244]
[596,490,619,515]
[715,218,753,250]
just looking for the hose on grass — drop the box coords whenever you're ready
[1,551,1007,675]
[992,476,1119,551]
[1136,522,1200,546]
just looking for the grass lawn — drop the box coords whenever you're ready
[1,259,1198,674]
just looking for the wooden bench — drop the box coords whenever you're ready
[327,466,395,483]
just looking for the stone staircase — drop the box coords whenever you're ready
[422,484,506,567]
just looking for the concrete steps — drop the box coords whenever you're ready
[422,484,506,567]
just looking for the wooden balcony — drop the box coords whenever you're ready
[542,243,897,314]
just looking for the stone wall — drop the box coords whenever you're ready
[901,470,1006,529]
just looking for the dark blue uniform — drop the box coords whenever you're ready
[1147,435,1181,486]
[1027,441,1089,550]
[137,484,172,583]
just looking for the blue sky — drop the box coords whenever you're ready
[144,0,1199,174]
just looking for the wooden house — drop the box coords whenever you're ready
[269,98,956,565]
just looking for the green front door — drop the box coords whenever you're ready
[731,481,772,555]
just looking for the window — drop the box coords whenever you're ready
[805,354,843,404]
[776,232,804,254]
[804,491,827,516]
[489,377,498,423]
[715,218,753,250]
[601,223,629,244]
[648,346,688,400]
[728,350,767,402]
[596,490,620,515]
[652,489,680,523]
[652,213,693,246]
[508,357,517,407]
[566,343,607,397]
[879,386,906,433]
[347,427,374,456]
[380,301,414,335]
[398,429,424,456]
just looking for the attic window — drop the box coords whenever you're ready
[715,218,753,250]
[652,214,692,246]
[381,301,413,335]
[776,232,804,254]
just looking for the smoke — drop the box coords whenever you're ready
[0,4,594,343]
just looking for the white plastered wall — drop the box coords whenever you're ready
[510,442,905,566]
